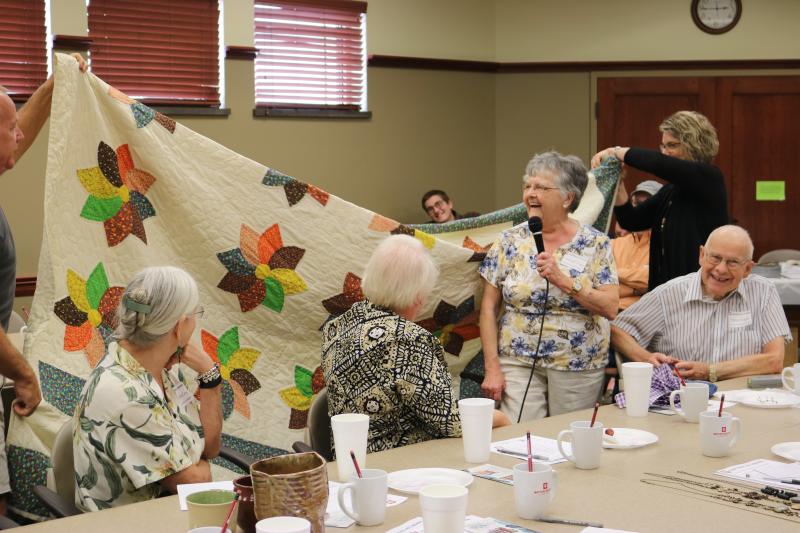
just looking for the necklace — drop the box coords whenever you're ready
[641,472,800,522]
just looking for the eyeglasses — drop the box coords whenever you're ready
[523,182,560,193]
[191,306,205,319]
[425,200,447,214]
[704,252,748,270]
[659,141,682,151]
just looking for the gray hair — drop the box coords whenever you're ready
[705,225,754,261]
[523,151,588,212]
[361,235,439,311]
[113,266,199,347]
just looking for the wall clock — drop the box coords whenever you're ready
[691,0,742,34]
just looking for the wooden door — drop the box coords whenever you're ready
[597,75,800,257]
[597,77,717,189]
[716,77,800,259]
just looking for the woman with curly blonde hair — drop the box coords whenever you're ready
[591,110,728,290]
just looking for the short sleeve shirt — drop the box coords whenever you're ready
[479,221,618,371]
[73,342,204,512]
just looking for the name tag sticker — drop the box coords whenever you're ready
[173,382,194,410]
[560,252,589,274]
[728,311,752,329]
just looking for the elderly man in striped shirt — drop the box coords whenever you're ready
[611,225,791,383]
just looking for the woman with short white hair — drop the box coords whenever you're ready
[74,266,222,511]
[323,235,508,453]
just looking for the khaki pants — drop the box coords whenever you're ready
[499,357,605,423]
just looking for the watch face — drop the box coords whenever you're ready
[695,0,739,30]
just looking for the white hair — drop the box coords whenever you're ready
[361,235,439,311]
[523,151,588,212]
[113,266,199,347]
[705,225,754,260]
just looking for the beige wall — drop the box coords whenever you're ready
[4,0,800,305]
[495,0,800,62]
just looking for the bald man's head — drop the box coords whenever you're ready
[0,91,24,175]
[699,225,754,300]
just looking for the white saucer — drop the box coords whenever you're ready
[602,428,659,449]
[387,468,473,495]
[737,389,800,409]
[771,442,800,462]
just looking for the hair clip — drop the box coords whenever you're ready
[122,294,152,314]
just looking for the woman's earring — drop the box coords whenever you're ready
[175,345,184,365]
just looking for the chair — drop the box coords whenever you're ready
[32,421,81,518]
[0,516,20,529]
[34,421,257,517]
[757,249,800,264]
[291,389,332,461]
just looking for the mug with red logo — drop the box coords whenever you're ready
[512,462,557,519]
[699,411,741,457]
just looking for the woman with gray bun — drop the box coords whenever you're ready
[73,266,222,511]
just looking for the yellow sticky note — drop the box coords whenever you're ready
[756,181,785,201]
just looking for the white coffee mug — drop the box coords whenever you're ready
[419,484,468,533]
[621,362,653,417]
[512,462,557,519]
[699,411,741,457]
[337,468,387,526]
[669,382,709,423]
[782,363,800,394]
[330,413,369,481]
[458,398,494,463]
[556,421,603,469]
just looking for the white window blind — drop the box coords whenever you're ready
[254,0,367,110]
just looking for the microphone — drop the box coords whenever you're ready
[518,215,549,423]
[528,216,545,253]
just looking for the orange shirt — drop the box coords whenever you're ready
[612,230,651,310]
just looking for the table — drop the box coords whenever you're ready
[14,378,800,532]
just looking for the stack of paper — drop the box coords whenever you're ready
[491,435,569,464]
[716,458,800,490]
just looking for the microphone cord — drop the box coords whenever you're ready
[517,279,549,423]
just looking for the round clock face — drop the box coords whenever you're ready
[693,0,741,33]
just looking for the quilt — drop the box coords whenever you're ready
[6,54,619,519]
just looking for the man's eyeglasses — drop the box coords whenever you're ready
[660,141,682,151]
[425,200,447,214]
[704,252,747,270]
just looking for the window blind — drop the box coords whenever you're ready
[88,0,221,106]
[0,0,47,100]
[254,0,367,110]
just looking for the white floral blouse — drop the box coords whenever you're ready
[73,342,204,512]
[479,221,618,371]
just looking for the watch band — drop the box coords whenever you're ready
[198,363,222,389]
[708,363,718,383]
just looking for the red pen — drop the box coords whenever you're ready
[350,450,363,478]
[590,402,600,428]
[718,394,725,417]
[673,364,687,387]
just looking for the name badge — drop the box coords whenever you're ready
[172,382,194,410]
[560,252,589,274]
[728,311,752,329]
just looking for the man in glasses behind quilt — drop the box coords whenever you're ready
[611,225,791,383]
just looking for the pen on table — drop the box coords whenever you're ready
[496,447,551,461]
[537,516,603,528]
[526,431,533,472]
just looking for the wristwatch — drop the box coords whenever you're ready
[569,278,583,297]
[708,363,718,383]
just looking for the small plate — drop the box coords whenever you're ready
[738,389,800,409]
[771,442,800,462]
[602,428,659,449]
[387,468,473,495]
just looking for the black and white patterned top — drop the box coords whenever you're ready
[322,300,462,453]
